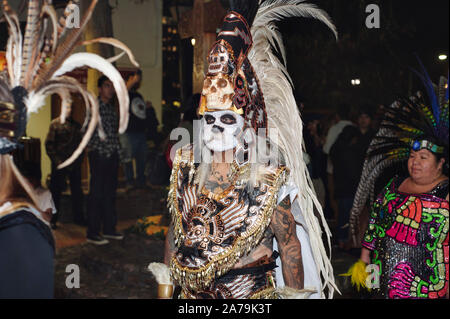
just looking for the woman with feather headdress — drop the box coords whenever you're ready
[0,0,137,297]
[149,0,339,299]
[344,65,449,299]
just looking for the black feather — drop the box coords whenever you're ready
[229,0,259,26]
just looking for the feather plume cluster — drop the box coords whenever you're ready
[349,67,449,242]
[148,263,173,285]
[0,0,139,168]
[248,0,338,298]
[340,260,369,292]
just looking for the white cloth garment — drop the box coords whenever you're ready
[34,187,57,215]
[273,184,322,299]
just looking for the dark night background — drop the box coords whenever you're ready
[1,0,449,114]
[275,0,449,112]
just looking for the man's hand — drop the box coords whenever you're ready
[270,197,304,289]
[127,74,140,90]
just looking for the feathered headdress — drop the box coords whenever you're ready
[349,62,449,243]
[247,0,338,298]
[198,0,268,132]
[0,0,138,168]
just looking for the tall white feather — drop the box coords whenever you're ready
[51,52,129,134]
[57,90,99,169]
[249,0,338,298]
[2,9,23,87]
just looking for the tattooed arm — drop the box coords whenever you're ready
[270,197,304,289]
[164,223,176,266]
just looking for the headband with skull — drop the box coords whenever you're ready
[199,10,267,133]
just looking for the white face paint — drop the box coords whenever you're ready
[201,110,244,152]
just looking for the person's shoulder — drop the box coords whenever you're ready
[129,90,144,100]
[0,206,54,247]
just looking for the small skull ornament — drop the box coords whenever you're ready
[201,73,235,111]
[208,43,230,75]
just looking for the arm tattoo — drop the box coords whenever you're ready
[270,198,304,289]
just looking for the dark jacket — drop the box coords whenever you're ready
[330,126,365,198]
[127,91,148,134]
[0,209,54,299]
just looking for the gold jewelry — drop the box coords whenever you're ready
[157,284,174,299]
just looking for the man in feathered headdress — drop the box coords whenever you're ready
[150,0,338,299]
[0,0,137,297]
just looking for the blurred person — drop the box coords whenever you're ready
[146,100,160,147]
[323,105,354,224]
[330,125,364,250]
[304,114,327,209]
[45,104,85,229]
[120,69,148,189]
[356,106,376,151]
[0,0,131,297]
[0,153,55,299]
[86,76,124,245]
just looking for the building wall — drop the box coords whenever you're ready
[22,0,163,185]
[111,0,163,124]
[27,98,52,185]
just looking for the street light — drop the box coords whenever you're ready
[351,78,361,86]
[439,54,448,61]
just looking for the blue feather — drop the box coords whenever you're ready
[412,55,441,125]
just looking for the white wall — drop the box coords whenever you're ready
[111,0,163,124]
[27,98,52,185]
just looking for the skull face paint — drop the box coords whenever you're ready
[202,111,244,152]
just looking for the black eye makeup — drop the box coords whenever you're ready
[205,115,216,124]
[220,114,237,125]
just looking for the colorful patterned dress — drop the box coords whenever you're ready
[362,176,449,299]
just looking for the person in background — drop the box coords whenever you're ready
[146,100,160,147]
[355,106,376,153]
[45,104,85,229]
[323,104,354,225]
[86,76,124,245]
[330,125,363,250]
[348,79,449,298]
[304,114,327,209]
[120,70,149,189]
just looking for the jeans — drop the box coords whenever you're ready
[87,151,119,238]
[49,157,84,224]
[120,132,148,187]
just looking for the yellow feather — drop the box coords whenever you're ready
[339,260,369,291]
